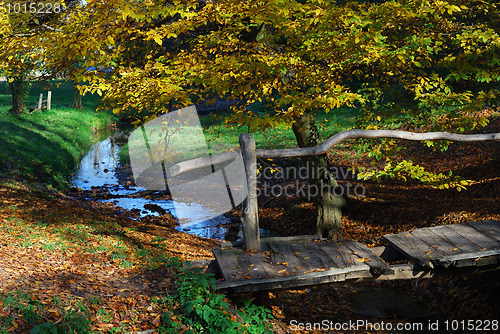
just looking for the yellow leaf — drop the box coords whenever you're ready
[153,35,163,46]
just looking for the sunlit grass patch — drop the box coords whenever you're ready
[0,81,115,190]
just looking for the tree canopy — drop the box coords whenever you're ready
[2,0,498,235]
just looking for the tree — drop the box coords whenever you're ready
[51,0,500,237]
[0,19,44,114]
[0,0,77,114]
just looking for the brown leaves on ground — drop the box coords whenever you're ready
[0,181,217,332]
[255,116,500,246]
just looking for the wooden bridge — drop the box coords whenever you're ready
[214,220,500,293]
[167,122,500,293]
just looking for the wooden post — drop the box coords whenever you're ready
[38,93,43,110]
[239,133,261,251]
[47,91,51,111]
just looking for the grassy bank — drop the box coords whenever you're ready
[0,81,115,189]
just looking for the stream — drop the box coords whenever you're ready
[71,132,274,242]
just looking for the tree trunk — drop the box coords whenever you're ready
[292,112,345,238]
[8,78,26,115]
[73,82,83,109]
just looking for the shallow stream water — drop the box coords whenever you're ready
[72,133,273,242]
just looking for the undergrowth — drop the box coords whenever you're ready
[158,258,274,333]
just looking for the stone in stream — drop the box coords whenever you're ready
[144,203,169,215]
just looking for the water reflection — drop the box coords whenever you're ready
[72,134,272,242]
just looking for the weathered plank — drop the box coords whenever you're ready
[293,243,331,272]
[383,232,438,268]
[216,264,372,293]
[467,220,500,242]
[261,235,321,244]
[213,246,244,281]
[410,228,456,256]
[429,225,482,254]
[265,245,287,273]
[302,242,339,269]
[234,250,277,279]
[266,242,312,274]
[446,223,500,250]
[341,239,393,275]
[373,264,434,281]
[437,249,500,267]
[317,240,358,268]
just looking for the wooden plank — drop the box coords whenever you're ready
[288,242,332,272]
[467,220,500,242]
[429,225,482,254]
[437,249,500,268]
[216,264,371,293]
[234,250,277,279]
[265,244,287,272]
[373,264,433,281]
[317,240,358,268]
[261,235,321,244]
[301,242,339,269]
[267,242,311,275]
[383,233,438,268]
[341,239,392,275]
[446,223,500,250]
[213,246,244,281]
[410,228,455,256]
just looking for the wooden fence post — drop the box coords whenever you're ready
[38,94,43,110]
[47,91,51,111]
[239,133,261,251]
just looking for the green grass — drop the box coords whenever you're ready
[202,108,360,150]
[0,80,115,189]
[119,107,360,166]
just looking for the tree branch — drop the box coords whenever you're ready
[41,24,63,32]
[170,129,500,176]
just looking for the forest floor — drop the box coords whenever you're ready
[1,113,499,333]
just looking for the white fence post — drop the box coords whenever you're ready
[38,94,43,110]
[47,91,51,111]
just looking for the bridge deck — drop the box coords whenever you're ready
[214,220,500,293]
[383,220,500,268]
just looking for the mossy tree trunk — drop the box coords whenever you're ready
[8,78,27,115]
[73,82,83,109]
[292,112,346,238]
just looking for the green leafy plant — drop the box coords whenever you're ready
[159,262,273,334]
